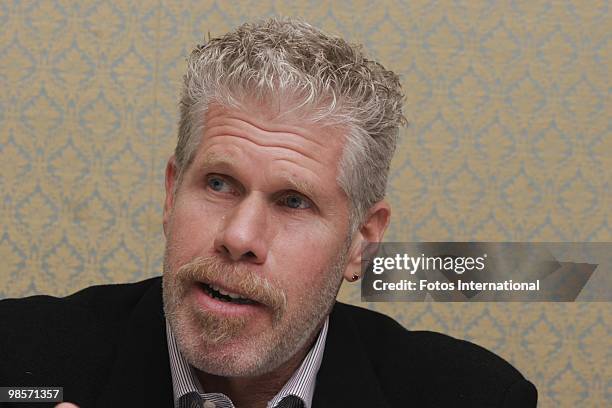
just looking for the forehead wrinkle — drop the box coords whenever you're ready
[204,116,339,164]
[207,103,331,147]
[203,132,330,171]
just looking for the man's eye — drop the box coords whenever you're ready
[206,176,234,193]
[281,194,311,209]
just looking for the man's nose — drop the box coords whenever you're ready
[214,194,268,263]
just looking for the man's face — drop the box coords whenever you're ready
[162,102,353,377]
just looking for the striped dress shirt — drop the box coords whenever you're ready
[166,317,329,408]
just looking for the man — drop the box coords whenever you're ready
[0,18,536,408]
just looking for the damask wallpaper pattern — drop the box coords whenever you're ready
[0,1,609,406]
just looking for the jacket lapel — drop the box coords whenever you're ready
[312,303,391,408]
[96,277,174,407]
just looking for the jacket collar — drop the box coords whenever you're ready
[312,302,391,408]
[96,277,174,407]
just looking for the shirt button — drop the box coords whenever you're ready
[203,401,216,408]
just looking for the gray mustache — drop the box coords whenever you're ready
[177,256,287,322]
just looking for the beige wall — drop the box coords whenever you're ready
[1,1,609,406]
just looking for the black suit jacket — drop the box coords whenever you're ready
[0,277,537,407]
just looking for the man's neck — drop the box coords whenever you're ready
[195,339,313,408]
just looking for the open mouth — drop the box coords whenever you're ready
[199,282,256,305]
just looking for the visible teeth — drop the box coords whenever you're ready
[209,284,246,300]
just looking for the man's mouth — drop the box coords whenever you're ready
[199,282,257,305]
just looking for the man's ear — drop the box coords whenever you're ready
[343,200,391,282]
[163,156,179,238]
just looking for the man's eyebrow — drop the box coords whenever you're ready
[198,151,236,169]
[281,172,320,201]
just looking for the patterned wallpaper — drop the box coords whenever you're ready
[0,1,609,406]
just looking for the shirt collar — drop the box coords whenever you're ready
[166,316,329,408]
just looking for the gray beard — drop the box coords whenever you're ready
[162,240,350,377]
